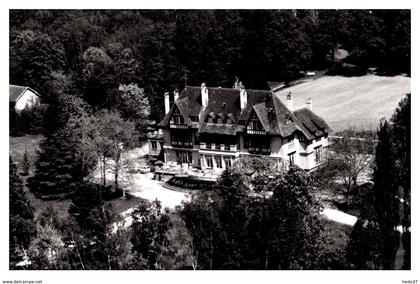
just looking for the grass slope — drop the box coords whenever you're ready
[275,75,411,132]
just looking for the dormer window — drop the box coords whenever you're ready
[227,118,232,124]
[207,117,213,123]
[247,112,265,134]
[286,117,293,124]
[171,108,184,125]
[249,113,263,131]
[217,118,223,124]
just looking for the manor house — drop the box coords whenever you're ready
[157,81,332,171]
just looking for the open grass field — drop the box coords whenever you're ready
[275,75,411,132]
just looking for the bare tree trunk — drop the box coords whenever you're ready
[102,155,107,187]
[115,152,121,191]
[75,248,85,270]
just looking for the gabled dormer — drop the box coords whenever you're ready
[169,106,187,129]
[286,113,294,125]
[246,111,266,135]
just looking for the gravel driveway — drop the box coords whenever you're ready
[125,173,190,209]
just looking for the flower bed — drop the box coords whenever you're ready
[165,176,215,190]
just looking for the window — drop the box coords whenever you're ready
[205,155,213,168]
[217,118,223,124]
[246,136,271,155]
[171,130,192,148]
[288,151,296,166]
[171,108,184,125]
[316,136,321,142]
[247,112,264,134]
[226,119,232,124]
[176,151,192,164]
[315,146,322,164]
[207,117,214,123]
[287,136,294,143]
[224,157,232,168]
[150,141,157,150]
[215,156,222,168]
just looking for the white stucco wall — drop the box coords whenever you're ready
[15,89,39,111]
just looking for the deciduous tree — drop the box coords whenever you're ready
[130,200,173,269]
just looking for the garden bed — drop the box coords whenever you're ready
[165,176,216,191]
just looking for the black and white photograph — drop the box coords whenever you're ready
[2,3,416,284]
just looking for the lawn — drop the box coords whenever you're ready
[274,75,410,132]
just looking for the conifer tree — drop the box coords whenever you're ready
[9,156,36,267]
[372,119,400,269]
[28,94,95,198]
[391,94,411,269]
[21,148,30,176]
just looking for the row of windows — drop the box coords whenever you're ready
[288,146,323,166]
[171,131,193,148]
[245,137,271,155]
[203,155,232,169]
[207,117,233,124]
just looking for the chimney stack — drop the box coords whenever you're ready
[306,97,312,111]
[233,76,240,89]
[201,82,208,108]
[239,82,247,112]
[164,92,170,115]
[174,88,180,102]
[286,92,293,111]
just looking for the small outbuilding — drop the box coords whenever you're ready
[9,85,40,111]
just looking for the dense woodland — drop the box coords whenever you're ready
[9,10,410,270]
[10,10,410,121]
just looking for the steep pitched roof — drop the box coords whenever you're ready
[293,108,332,138]
[10,85,29,102]
[157,85,332,139]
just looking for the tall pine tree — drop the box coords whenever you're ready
[9,156,36,267]
[28,94,95,198]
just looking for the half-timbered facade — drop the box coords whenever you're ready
[157,82,332,172]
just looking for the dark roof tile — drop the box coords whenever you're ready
[158,85,332,139]
[9,85,29,102]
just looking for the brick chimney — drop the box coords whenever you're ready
[174,88,180,102]
[306,97,312,111]
[239,82,247,112]
[286,92,293,111]
[164,92,170,115]
[201,82,208,108]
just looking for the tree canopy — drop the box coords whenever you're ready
[10,10,410,121]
